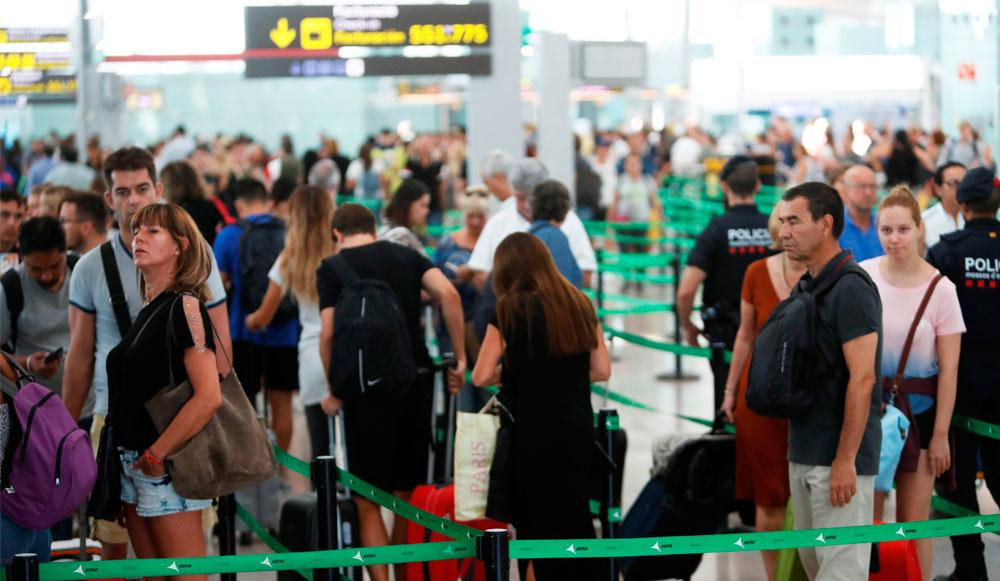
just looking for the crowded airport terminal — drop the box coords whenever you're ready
[1,1,998,580]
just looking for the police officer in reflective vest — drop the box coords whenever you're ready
[678,156,774,410]
[927,167,1000,581]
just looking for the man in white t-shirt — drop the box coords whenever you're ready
[467,157,597,288]
[923,161,967,251]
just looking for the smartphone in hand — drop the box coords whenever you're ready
[43,348,64,364]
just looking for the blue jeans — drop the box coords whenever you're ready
[1,513,51,564]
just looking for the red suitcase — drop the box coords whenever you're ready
[405,483,506,581]
[869,521,921,581]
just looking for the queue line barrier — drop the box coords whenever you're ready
[11,441,996,581]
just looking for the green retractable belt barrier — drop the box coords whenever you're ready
[953,414,1000,440]
[507,515,998,561]
[271,446,482,540]
[604,327,732,362]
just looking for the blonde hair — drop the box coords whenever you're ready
[279,185,336,303]
[878,184,922,226]
[768,200,784,251]
[456,184,491,215]
[131,203,213,303]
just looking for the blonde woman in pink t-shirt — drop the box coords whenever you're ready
[860,186,966,581]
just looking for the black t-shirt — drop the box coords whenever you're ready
[927,218,1000,402]
[182,198,223,246]
[317,241,434,365]
[406,159,443,213]
[106,291,215,451]
[685,205,773,342]
[787,251,883,475]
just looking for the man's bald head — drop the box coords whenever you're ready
[842,164,878,213]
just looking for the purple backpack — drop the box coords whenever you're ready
[1,355,97,530]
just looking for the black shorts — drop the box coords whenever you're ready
[913,403,936,450]
[233,341,300,399]
[341,372,433,493]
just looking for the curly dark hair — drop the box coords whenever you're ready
[530,179,571,223]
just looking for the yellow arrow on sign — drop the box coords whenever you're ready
[269,18,296,49]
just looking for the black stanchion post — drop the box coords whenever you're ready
[596,248,605,326]
[312,455,340,581]
[9,553,39,581]
[477,528,510,581]
[597,408,620,581]
[217,493,237,581]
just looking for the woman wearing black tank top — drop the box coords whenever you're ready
[472,232,611,581]
[105,203,222,580]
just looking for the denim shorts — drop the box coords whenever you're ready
[119,449,212,518]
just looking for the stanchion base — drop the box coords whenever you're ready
[655,371,700,382]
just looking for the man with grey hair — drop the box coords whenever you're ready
[467,157,596,288]
[308,158,342,199]
[480,149,515,210]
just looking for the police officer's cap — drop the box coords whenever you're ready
[720,155,757,182]
[956,167,1000,204]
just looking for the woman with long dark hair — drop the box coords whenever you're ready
[472,232,610,581]
[380,178,430,253]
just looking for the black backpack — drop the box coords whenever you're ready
[238,218,297,323]
[1,254,79,354]
[326,254,416,400]
[746,256,870,418]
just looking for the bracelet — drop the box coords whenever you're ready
[143,449,165,466]
[24,357,33,374]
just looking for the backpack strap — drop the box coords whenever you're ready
[0,351,33,395]
[1,269,23,354]
[328,254,360,286]
[100,240,132,339]
[890,274,944,395]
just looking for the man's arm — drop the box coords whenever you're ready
[830,331,878,507]
[422,268,467,392]
[62,306,96,420]
[677,265,707,346]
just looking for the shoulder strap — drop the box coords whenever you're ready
[329,254,360,286]
[1,269,23,352]
[891,274,944,393]
[100,240,132,339]
[0,351,33,396]
[809,254,856,298]
[66,253,80,271]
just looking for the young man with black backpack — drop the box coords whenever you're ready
[756,182,883,580]
[316,203,466,581]
[213,177,299,451]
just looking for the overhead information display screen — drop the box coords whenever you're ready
[245,4,491,50]
[243,4,492,78]
[0,28,76,102]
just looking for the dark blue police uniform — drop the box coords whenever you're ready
[926,167,1000,581]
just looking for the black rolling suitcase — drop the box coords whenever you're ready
[590,424,628,524]
[278,412,362,581]
[621,422,740,581]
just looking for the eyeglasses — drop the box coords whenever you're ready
[941,179,962,188]
[464,190,490,198]
[847,183,878,191]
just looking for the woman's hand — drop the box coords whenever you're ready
[132,449,167,478]
[927,434,950,477]
[245,311,265,332]
[720,389,736,424]
[446,359,467,395]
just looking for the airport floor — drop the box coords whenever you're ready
[227,276,999,580]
